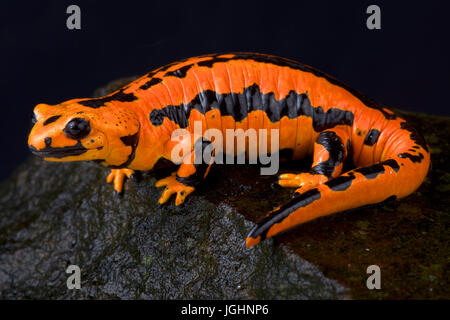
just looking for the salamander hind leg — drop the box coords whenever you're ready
[106,168,136,195]
[278,128,350,193]
[278,172,327,191]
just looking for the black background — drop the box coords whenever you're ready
[0,0,448,182]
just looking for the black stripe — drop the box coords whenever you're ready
[108,131,140,169]
[325,158,399,191]
[247,188,321,241]
[139,78,162,90]
[400,121,428,152]
[381,159,400,172]
[43,115,61,126]
[160,53,397,120]
[354,158,400,179]
[310,131,345,178]
[29,141,87,158]
[325,172,356,191]
[398,152,424,163]
[79,89,138,108]
[176,138,214,187]
[364,129,380,146]
[149,83,354,132]
[354,163,386,179]
[164,65,193,78]
[120,131,139,147]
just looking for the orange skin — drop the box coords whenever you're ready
[28,53,430,247]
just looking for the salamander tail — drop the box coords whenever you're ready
[246,151,430,248]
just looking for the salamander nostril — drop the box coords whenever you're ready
[44,137,52,148]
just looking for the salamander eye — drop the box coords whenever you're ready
[63,118,91,140]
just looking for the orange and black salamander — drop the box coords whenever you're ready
[28,53,430,247]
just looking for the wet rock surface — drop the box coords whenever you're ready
[0,156,347,299]
[0,77,448,299]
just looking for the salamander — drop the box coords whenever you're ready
[28,53,430,247]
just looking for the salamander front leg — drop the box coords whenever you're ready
[106,168,136,194]
[155,172,196,205]
[155,135,215,205]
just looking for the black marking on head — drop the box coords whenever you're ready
[310,131,346,178]
[43,115,62,126]
[398,152,424,163]
[412,145,420,149]
[400,121,428,152]
[44,137,52,148]
[176,138,214,187]
[364,129,380,146]
[78,89,138,108]
[247,188,321,241]
[139,78,162,90]
[148,84,354,131]
[29,141,87,158]
[325,172,356,191]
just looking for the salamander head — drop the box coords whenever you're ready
[28,100,140,167]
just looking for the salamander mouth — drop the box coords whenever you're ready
[29,142,88,159]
